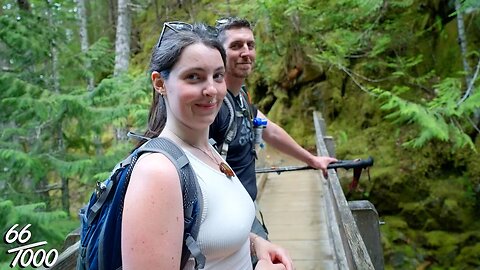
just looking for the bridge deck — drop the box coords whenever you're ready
[257,149,335,270]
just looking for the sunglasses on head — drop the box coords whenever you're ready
[156,21,219,48]
[215,17,233,28]
[156,21,193,48]
[215,17,253,32]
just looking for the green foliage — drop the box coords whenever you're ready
[372,78,477,150]
[0,0,479,268]
[0,200,71,266]
[1,1,148,266]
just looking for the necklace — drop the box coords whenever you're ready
[169,132,235,178]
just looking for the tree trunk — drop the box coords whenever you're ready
[61,177,70,216]
[154,0,160,23]
[46,0,69,213]
[17,0,31,11]
[108,0,117,39]
[455,0,471,86]
[113,0,131,141]
[76,0,94,91]
[114,0,131,76]
[454,0,479,124]
[226,0,231,16]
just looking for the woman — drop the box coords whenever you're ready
[121,22,293,270]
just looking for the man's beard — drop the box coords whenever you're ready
[232,66,251,79]
[232,71,249,79]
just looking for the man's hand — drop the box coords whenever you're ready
[307,156,338,177]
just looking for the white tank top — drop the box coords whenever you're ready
[183,146,255,270]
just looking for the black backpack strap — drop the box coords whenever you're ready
[87,180,114,225]
[217,92,237,160]
[239,87,258,158]
[239,86,257,120]
[216,88,258,161]
[139,137,205,269]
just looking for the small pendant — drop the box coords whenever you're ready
[219,162,235,178]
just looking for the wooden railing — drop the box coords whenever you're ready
[40,229,79,270]
[314,111,383,270]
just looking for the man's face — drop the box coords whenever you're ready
[223,27,256,79]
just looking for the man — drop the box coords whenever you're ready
[209,17,337,239]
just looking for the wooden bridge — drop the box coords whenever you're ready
[256,112,383,270]
[48,112,384,270]
[256,152,335,269]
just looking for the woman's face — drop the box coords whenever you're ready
[157,43,226,131]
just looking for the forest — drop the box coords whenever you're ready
[1,0,479,269]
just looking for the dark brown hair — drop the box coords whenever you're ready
[137,23,226,147]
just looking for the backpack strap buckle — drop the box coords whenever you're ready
[185,233,206,269]
[95,181,107,198]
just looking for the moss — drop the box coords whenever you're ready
[424,231,462,247]
[454,243,480,268]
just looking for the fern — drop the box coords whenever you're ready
[373,86,475,150]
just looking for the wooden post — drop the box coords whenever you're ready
[349,200,385,270]
[324,135,336,157]
[39,241,79,270]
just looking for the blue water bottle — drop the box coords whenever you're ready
[253,117,268,149]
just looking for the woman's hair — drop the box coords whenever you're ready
[141,23,226,143]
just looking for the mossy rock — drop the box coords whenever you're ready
[424,231,461,247]
[454,243,480,268]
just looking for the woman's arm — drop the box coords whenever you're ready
[122,153,184,269]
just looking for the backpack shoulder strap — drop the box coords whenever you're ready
[239,86,258,159]
[215,88,258,160]
[239,86,257,120]
[138,137,206,269]
[217,92,237,160]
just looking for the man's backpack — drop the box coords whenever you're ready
[216,87,257,160]
[76,137,206,270]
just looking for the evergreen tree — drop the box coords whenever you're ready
[0,1,141,265]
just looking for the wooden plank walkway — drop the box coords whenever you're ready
[256,148,335,270]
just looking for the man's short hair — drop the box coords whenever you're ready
[215,17,253,44]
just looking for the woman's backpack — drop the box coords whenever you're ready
[76,137,205,270]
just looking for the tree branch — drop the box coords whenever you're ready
[2,66,15,72]
[340,66,378,97]
[35,183,63,193]
[457,57,480,105]
[467,116,480,134]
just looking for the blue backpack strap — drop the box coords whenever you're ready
[86,151,137,226]
[139,137,205,269]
